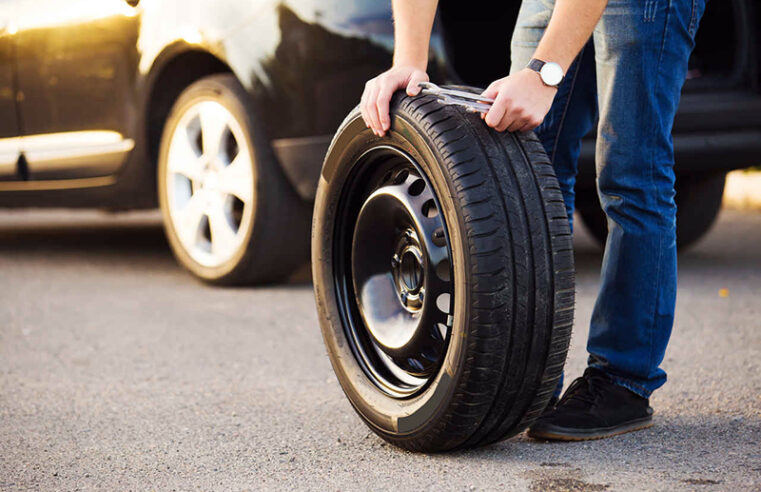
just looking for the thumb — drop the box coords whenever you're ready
[481,81,499,100]
[406,72,428,96]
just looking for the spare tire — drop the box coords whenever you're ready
[312,90,574,452]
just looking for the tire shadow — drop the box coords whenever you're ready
[443,414,761,489]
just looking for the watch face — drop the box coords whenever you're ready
[540,62,564,86]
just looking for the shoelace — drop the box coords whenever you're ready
[558,373,607,407]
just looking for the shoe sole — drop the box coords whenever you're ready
[527,417,654,441]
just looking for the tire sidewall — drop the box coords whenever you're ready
[157,76,259,282]
[312,110,472,442]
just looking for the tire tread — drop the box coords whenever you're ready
[324,90,574,451]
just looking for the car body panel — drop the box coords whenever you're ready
[0,0,19,179]
[13,0,140,179]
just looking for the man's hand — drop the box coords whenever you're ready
[361,66,429,137]
[481,68,558,133]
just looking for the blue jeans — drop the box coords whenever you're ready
[510,0,705,397]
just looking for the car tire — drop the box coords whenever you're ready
[312,91,575,452]
[158,74,310,285]
[577,172,726,250]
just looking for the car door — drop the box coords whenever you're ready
[13,0,140,180]
[0,0,19,180]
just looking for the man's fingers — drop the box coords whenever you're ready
[484,95,508,128]
[406,72,428,96]
[481,82,499,100]
[518,120,537,133]
[376,82,397,132]
[365,84,382,135]
[405,81,421,96]
[505,109,527,132]
[360,83,372,129]
[516,113,543,132]
[479,72,555,133]
[506,118,526,133]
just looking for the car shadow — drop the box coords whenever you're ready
[0,211,174,269]
[0,210,314,286]
[0,220,169,255]
[0,208,757,286]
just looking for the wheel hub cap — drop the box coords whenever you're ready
[165,100,255,268]
[393,234,425,311]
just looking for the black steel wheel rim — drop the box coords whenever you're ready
[333,145,454,398]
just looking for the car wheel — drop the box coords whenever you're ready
[312,91,575,452]
[158,74,310,285]
[577,172,726,250]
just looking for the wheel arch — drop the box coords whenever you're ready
[143,45,234,170]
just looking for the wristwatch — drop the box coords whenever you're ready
[527,58,565,88]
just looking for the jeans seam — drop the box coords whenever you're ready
[549,45,587,163]
[689,0,699,37]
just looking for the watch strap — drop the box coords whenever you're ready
[527,58,546,73]
[527,58,564,87]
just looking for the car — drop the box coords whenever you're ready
[0,0,758,284]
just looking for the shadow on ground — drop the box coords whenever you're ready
[0,210,313,284]
[442,413,761,490]
[0,211,170,261]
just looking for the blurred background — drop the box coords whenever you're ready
[0,0,759,490]
[0,0,759,280]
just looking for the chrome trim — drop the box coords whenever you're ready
[19,131,135,177]
[0,175,116,191]
[0,130,135,182]
[0,137,19,177]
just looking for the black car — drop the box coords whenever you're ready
[0,0,758,284]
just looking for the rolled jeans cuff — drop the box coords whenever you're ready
[589,362,655,399]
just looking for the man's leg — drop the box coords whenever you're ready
[510,1,598,233]
[510,0,598,399]
[530,0,706,440]
[588,0,705,397]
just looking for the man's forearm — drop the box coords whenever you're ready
[533,0,608,72]
[373,0,609,136]
[360,0,437,135]
[391,0,439,70]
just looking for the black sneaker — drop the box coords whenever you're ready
[539,394,559,417]
[528,367,654,441]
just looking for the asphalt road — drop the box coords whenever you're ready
[1,207,759,491]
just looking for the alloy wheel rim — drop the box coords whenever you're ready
[166,100,255,268]
[335,145,454,398]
